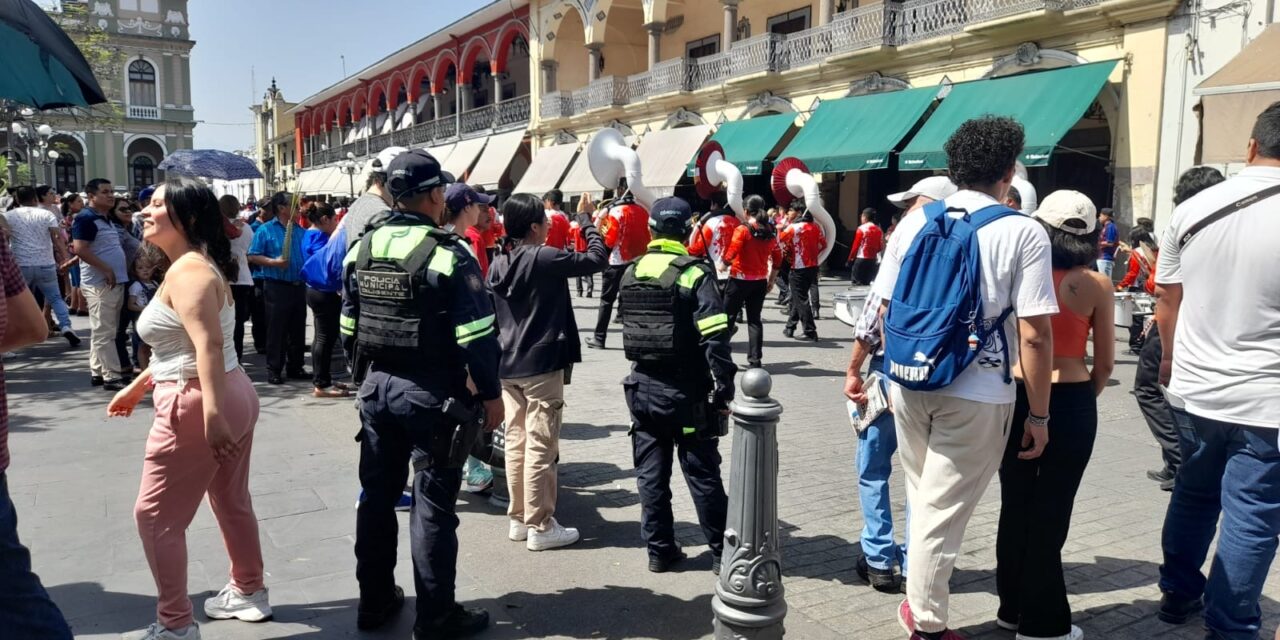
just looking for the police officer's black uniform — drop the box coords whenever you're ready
[619,197,737,573]
[340,150,500,638]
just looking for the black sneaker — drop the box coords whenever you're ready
[357,585,404,630]
[782,328,795,338]
[63,330,81,347]
[1157,591,1204,624]
[648,547,687,573]
[584,337,605,350]
[90,375,104,387]
[748,360,762,369]
[414,604,489,639]
[267,374,285,385]
[103,379,126,392]
[711,553,722,576]
[802,333,820,342]
[856,556,901,594]
[1148,468,1176,491]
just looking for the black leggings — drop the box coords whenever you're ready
[306,288,343,388]
[724,279,767,366]
[231,284,253,363]
[996,380,1097,637]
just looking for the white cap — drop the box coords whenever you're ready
[887,176,958,209]
[1034,190,1097,235]
[365,146,408,178]
[1011,174,1038,215]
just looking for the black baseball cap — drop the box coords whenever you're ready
[387,149,455,203]
[649,196,694,236]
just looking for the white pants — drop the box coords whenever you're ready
[83,283,124,380]
[891,384,1013,633]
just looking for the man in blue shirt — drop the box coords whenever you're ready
[248,192,309,385]
[1097,207,1118,277]
[71,178,129,390]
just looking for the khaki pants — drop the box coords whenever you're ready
[890,384,1013,634]
[502,371,565,532]
[83,283,124,380]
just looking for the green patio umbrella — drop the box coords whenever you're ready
[0,0,107,109]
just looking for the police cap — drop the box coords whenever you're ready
[387,149,455,203]
[649,196,693,236]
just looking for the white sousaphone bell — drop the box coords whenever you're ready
[771,157,838,264]
[587,127,657,210]
[694,141,745,218]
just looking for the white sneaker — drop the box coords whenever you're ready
[121,622,200,640]
[509,519,529,542]
[203,583,273,622]
[526,518,580,551]
[1016,625,1083,640]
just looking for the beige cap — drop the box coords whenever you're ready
[1034,190,1097,235]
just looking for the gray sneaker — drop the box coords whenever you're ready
[203,583,272,622]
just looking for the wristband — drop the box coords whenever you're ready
[1027,413,1049,427]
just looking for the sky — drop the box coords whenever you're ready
[187,0,499,152]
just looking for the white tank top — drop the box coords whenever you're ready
[136,257,240,383]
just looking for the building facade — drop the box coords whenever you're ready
[1153,0,1277,230]
[250,79,297,199]
[1,0,195,194]
[288,2,533,200]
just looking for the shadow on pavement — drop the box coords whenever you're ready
[561,422,628,441]
[759,359,846,378]
[496,586,714,639]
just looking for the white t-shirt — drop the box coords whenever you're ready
[2,206,61,267]
[230,222,255,287]
[1156,166,1280,429]
[872,190,1058,404]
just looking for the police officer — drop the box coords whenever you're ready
[340,150,502,639]
[618,196,737,574]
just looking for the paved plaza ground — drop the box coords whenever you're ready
[6,277,1278,639]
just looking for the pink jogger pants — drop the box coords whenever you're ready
[133,368,263,629]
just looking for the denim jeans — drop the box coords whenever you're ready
[1159,415,1280,640]
[1096,259,1115,278]
[857,357,906,571]
[0,474,74,639]
[19,264,71,331]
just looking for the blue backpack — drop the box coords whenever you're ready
[882,200,1021,391]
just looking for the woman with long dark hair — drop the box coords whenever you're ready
[995,190,1115,640]
[60,192,88,315]
[300,201,347,398]
[721,194,781,368]
[107,178,269,640]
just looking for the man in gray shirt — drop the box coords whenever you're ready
[70,179,128,390]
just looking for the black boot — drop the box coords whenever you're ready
[414,604,490,639]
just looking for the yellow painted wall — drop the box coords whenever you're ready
[555,10,590,92]
[601,5,648,78]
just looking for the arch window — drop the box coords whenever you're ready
[132,155,156,190]
[55,154,80,193]
[128,59,158,107]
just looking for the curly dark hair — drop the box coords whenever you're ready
[1172,166,1225,205]
[944,116,1026,189]
[162,178,238,283]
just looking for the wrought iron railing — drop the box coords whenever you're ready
[410,119,435,145]
[495,95,531,130]
[460,104,496,135]
[729,32,785,77]
[435,115,458,140]
[539,90,574,120]
[648,57,689,95]
[577,76,631,111]
[688,53,732,92]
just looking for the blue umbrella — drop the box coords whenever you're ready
[0,0,107,109]
[159,149,264,181]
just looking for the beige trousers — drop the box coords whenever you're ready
[890,384,1014,634]
[83,283,124,380]
[502,370,566,532]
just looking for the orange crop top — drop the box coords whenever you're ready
[1051,270,1092,359]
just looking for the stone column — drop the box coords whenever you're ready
[722,0,739,51]
[540,60,558,93]
[433,93,445,119]
[712,368,786,640]
[818,0,834,25]
[493,72,505,104]
[645,22,664,70]
[586,43,603,82]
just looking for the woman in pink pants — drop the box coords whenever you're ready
[109,179,269,640]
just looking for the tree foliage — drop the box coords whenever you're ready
[44,1,124,127]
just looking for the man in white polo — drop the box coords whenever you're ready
[1154,101,1280,640]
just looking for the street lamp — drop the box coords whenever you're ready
[338,150,359,198]
[8,119,56,186]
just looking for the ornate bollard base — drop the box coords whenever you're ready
[712,598,786,639]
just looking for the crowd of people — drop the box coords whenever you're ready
[0,102,1277,640]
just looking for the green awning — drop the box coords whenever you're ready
[898,60,1119,170]
[778,86,940,172]
[686,112,797,177]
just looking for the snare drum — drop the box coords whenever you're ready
[833,287,872,328]
[1114,292,1135,328]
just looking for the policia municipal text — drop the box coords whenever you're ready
[340,150,502,639]
[617,196,738,574]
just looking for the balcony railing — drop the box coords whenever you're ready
[495,95,531,129]
[460,104,496,135]
[128,105,160,120]
[539,1,1100,122]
